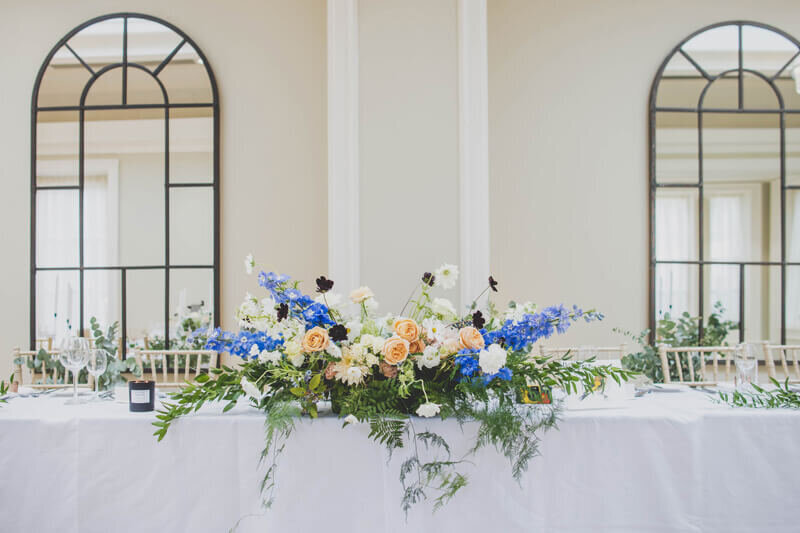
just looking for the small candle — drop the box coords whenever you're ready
[129,380,156,412]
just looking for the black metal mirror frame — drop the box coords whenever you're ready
[648,20,800,344]
[30,12,220,357]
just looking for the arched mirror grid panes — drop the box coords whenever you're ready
[31,13,219,357]
[650,21,800,345]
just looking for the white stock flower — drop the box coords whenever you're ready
[365,353,379,367]
[418,345,441,369]
[244,254,255,275]
[240,377,267,401]
[434,264,459,290]
[289,352,305,367]
[479,343,507,375]
[343,414,359,425]
[284,340,302,357]
[249,344,260,358]
[430,298,457,319]
[416,402,441,418]
[350,286,374,303]
[258,350,281,364]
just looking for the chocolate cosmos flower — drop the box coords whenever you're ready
[276,303,289,322]
[329,324,348,342]
[316,276,334,293]
[472,310,486,329]
[422,272,435,287]
[488,276,498,292]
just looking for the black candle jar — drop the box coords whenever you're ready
[129,380,155,412]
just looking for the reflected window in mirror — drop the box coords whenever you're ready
[650,21,800,345]
[32,13,219,357]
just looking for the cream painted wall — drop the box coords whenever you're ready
[358,0,462,312]
[0,0,327,371]
[488,0,800,348]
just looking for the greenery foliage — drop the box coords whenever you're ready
[89,317,142,390]
[618,301,738,382]
[719,379,800,409]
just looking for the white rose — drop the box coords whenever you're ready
[478,343,507,375]
[416,402,441,418]
[284,340,302,357]
[289,352,305,367]
[370,336,385,353]
[350,286,374,303]
[431,298,457,319]
[418,345,441,369]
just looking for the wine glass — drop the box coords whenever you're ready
[59,336,90,405]
[86,349,108,401]
[735,343,759,391]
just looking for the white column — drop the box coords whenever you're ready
[458,0,491,307]
[327,0,360,290]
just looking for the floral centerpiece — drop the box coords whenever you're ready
[154,259,634,512]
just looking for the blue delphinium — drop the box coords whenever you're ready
[485,304,603,353]
[454,350,480,378]
[482,366,513,385]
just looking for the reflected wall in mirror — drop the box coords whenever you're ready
[32,13,219,357]
[650,21,800,345]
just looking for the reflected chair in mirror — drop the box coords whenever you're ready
[762,345,800,383]
[538,345,627,362]
[658,345,737,385]
[11,347,91,390]
[134,350,218,389]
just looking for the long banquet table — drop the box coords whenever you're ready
[1,390,799,533]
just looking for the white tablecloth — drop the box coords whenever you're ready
[1,391,798,533]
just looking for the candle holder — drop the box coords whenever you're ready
[129,380,155,412]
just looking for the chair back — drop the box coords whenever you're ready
[538,344,627,361]
[658,345,737,384]
[763,344,800,382]
[134,350,217,388]
[11,347,87,390]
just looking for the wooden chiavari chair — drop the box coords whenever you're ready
[134,350,218,389]
[538,344,627,361]
[658,345,737,385]
[763,344,800,383]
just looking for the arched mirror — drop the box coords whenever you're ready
[31,13,219,356]
[650,21,800,344]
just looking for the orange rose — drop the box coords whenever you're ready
[382,336,409,365]
[408,339,425,354]
[393,318,420,342]
[302,326,330,352]
[458,327,485,350]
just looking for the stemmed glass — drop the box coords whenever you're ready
[86,349,108,401]
[59,336,90,405]
[735,343,759,391]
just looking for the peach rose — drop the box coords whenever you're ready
[302,326,330,352]
[408,339,425,354]
[393,318,420,342]
[349,286,374,303]
[381,336,410,365]
[458,326,485,350]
